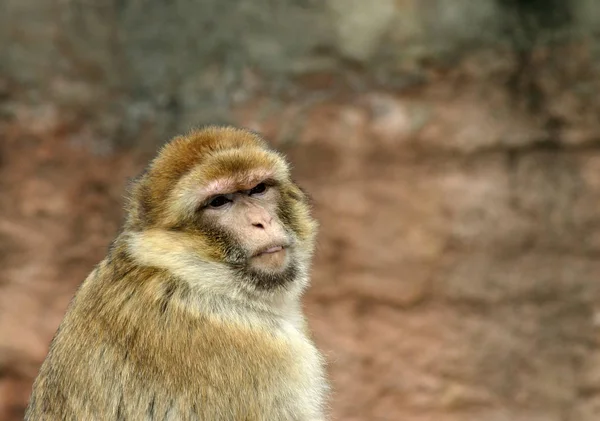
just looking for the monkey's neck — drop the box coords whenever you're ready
[109,232,306,324]
[187,291,306,330]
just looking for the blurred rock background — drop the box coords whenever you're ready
[2,1,600,420]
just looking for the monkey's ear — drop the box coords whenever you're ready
[288,181,313,206]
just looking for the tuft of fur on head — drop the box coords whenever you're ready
[122,125,318,311]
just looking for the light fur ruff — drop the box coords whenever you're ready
[25,126,329,420]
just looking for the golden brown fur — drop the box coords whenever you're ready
[25,126,328,420]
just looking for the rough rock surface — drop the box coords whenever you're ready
[2,1,600,420]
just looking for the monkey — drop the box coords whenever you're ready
[25,126,329,421]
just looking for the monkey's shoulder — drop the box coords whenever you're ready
[193,315,328,418]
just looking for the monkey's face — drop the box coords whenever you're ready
[185,171,315,291]
[130,127,318,292]
[197,180,297,283]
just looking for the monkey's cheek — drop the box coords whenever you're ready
[250,249,289,272]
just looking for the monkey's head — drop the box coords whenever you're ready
[125,126,318,299]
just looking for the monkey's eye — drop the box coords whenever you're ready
[208,195,231,209]
[249,183,267,196]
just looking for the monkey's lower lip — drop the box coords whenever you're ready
[261,246,283,254]
[254,245,285,256]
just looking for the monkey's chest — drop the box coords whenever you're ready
[136,321,326,419]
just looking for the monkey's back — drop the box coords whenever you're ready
[25,256,327,421]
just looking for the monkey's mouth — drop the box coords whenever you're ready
[261,245,284,254]
[252,242,290,257]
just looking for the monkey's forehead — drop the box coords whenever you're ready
[175,147,289,196]
[201,170,276,197]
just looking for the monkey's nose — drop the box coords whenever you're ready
[248,207,273,229]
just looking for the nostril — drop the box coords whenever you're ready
[253,223,264,229]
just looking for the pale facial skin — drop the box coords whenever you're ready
[200,181,294,275]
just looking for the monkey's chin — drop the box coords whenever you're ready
[249,248,289,273]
